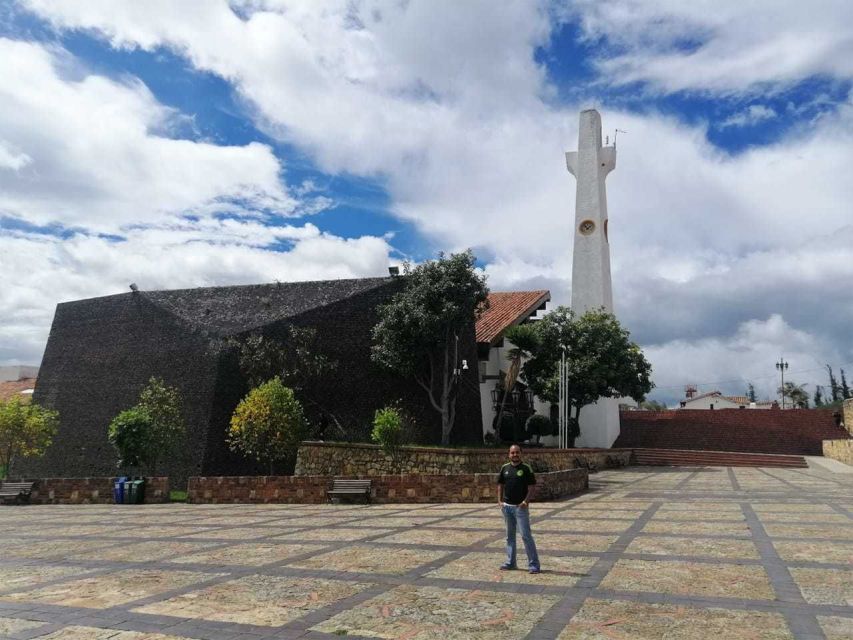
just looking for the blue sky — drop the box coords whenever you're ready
[1,1,852,406]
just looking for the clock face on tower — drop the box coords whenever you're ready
[579,219,595,236]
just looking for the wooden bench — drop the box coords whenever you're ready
[0,481,35,505]
[327,479,371,503]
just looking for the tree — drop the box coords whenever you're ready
[0,398,58,479]
[640,400,668,411]
[778,381,809,409]
[517,306,653,445]
[827,365,840,403]
[746,383,757,403]
[108,406,155,474]
[372,250,489,444]
[231,327,334,390]
[137,377,185,471]
[228,327,340,437]
[841,369,851,400]
[525,413,552,444]
[814,385,824,407]
[228,377,308,475]
[107,377,186,474]
[495,324,539,435]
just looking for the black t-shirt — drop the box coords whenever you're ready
[497,462,536,505]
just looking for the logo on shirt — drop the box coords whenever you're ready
[516,469,524,477]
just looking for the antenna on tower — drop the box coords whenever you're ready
[613,128,627,147]
[684,384,697,399]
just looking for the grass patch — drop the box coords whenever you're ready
[169,489,188,502]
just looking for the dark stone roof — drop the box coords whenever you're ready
[104,277,395,336]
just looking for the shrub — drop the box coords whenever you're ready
[108,406,155,472]
[228,377,308,475]
[525,413,552,444]
[0,398,59,479]
[496,412,524,443]
[371,406,404,454]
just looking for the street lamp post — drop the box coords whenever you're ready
[775,357,789,409]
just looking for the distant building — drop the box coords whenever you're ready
[678,390,776,410]
[22,277,485,481]
[474,291,550,440]
[0,365,39,382]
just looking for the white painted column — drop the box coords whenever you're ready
[566,109,620,448]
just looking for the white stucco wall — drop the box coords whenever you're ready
[680,396,744,410]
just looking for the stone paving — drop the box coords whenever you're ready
[1,464,851,639]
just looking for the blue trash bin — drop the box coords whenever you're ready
[114,476,128,504]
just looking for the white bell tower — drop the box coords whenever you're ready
[566,109,621,448]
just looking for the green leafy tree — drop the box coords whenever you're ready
[814,385,824,407]
[494,324,539,435]
[517,306,653,445]
[228,377,308,475]
[108,406,155,473]
[229,327,339,436]
[137,377,185,470]
[372,250,489,444]
[778,381,809,409]
[525,413,552,444]
[841,369,850,400]
[107,378,185,474]
[0,398,58,479]
[746,383,757,403]
[826,364,840,402]
[640,400,668,411]
[231,327,334,389]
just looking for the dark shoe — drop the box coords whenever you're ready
[529,567,541,574]
[499,564,517,570]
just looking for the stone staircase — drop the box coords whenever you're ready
[631,448,808,468]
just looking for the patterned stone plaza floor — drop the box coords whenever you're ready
[1,464,851,639]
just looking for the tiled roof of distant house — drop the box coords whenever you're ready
[475,291,550,346]
[725,395,749,405]
[0,378,35,401]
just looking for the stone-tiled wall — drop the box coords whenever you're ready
[187,468,588,504]
[294,442,630,476]
[27,477,169,504]
[844,398,853,436]
[822,439,853,466]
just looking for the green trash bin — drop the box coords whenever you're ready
[126,479,146,504]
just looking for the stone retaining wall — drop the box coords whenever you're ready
[187,468,588,504]
[26,477,169,504]
[823,439,853,466]
[844,398,853,436]
[294,442,630,476]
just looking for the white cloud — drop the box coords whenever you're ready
[6,0,853,399]
[567,0,853,95]
[644,315,843,405]
[0,38,294,232]
[0,221,393,363]
[719,105,778,129]
[0,140,32,170]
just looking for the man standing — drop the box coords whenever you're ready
[497,444,540,573]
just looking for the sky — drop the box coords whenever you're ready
[1,0,851,407]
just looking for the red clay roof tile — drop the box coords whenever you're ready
[475,291,550,345]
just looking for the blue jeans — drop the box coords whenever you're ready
[502,503,540,570]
